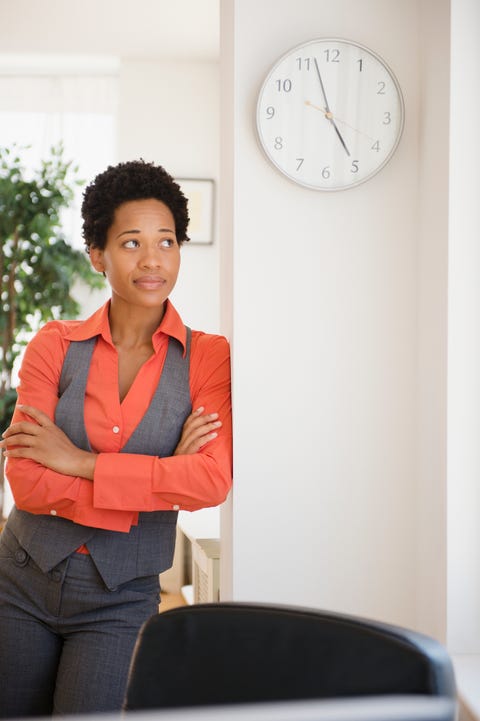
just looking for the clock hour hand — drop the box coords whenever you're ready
[313,58,351,157]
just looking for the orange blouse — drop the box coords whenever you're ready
[6,300,232,533]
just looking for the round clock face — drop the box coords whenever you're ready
[256,38,405,191]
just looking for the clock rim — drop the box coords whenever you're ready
[255,36,405,191]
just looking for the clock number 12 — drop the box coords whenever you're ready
[324,49,340,62]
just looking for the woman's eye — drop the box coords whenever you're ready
[123,239,139,248]
[160,238,175,248]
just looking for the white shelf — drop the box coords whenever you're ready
[178,507,219,541]
[181,584,194,606]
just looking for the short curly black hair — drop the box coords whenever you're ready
[81,159,189,250]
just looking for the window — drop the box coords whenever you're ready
[0,56,119,249]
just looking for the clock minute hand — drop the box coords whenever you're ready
[313,57,332,111]
[313,58,351,157]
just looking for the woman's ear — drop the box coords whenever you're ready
[89,247,105,273]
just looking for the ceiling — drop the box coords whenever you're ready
[0,0,219,61]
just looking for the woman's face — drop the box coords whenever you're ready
[90,198,181,312]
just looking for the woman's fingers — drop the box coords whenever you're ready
[184,411,222,442]
[174,407,222,455]
[182,406,216,428]
[16,404,53,426]
[182,408,220,435]
[1,405,53,440]
[0,432,39,448]
[1,405,95,477]
[1,421,42,440]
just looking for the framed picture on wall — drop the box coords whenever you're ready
[176,178,214,245]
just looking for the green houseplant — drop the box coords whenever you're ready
[0,144,104,515]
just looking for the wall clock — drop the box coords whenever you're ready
[256,38,405,191]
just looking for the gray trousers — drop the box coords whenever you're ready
[0,524,160,716]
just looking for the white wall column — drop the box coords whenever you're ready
[447,0,480,653]
[220,0,447,630]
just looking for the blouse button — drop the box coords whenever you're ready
[173,504,180,511]
[112,426,120,434]
[50,509,57,516]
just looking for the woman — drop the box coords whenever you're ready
[0,159,232,716]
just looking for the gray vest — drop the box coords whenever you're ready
[5,329,192,590]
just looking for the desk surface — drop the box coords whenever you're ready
[126,697,456,721]
[5,696,456,721]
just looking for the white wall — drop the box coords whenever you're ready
[221,0,451,634]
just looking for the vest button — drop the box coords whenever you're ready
[112,426,120,434]
[172,504,180,511]
[15,549,28,565]
[50,509,57,516]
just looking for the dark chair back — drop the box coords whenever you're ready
[124,602,456,711]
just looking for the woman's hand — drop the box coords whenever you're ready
[0,404,96,479]
[174,406,222,456]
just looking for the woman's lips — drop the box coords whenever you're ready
[133,276,166,290]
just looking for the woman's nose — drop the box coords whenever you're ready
[139,246,161,268]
